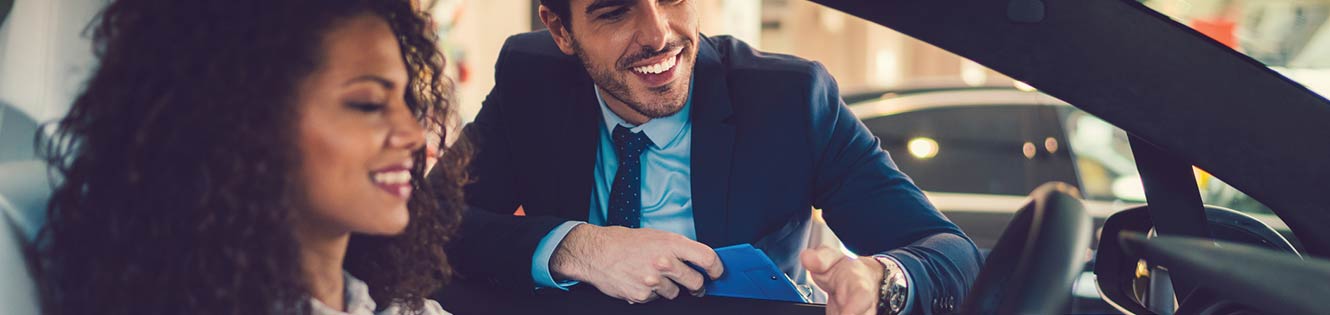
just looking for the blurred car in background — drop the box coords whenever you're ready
[808,84,1294,314]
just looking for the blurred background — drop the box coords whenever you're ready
[4,0,1328,129]
[416,0,1330,123]
[3,0,1329,313]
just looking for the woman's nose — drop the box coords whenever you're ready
[387,105,426,151]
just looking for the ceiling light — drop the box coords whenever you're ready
[908,137,939,159]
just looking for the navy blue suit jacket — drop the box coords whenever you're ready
[440,30,981,314]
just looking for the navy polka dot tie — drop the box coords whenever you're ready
[607,125,651,228]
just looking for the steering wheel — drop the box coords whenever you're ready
[960,182,1093,315]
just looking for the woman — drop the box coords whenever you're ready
[36,0,467,314]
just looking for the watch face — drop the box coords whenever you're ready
[889,282,906,313]
[874,256,909,315]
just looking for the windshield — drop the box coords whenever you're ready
[760,0,1294,218]
[1144,0,1330,96]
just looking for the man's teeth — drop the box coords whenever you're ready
[372,170,411,185]
[632,55,677,75]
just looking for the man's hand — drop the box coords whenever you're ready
[801,246,886,315]
[550,224,724,303]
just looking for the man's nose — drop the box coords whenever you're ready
[633,2,671,52]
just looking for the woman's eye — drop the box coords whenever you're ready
[347,102,386,113]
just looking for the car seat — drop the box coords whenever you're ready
[0,159,52,315]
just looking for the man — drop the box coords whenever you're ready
[439,0,982,314]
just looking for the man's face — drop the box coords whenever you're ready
[553,0,699,119]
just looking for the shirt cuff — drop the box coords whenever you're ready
[876,254,915,315]
[532,221,585,290]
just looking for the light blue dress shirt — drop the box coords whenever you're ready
[524,83,913,314]
[530,85,695,289]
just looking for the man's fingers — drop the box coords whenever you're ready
[674,240,724,279]
[644,274,682,300]
[824,300,840,315]
[842,287,877,315]
[591,282,652,305]
[800,247,847,292]
[827,283,860,315]
[800,246,845,274]
[832,281,876,315]
[657,256,706,292]
[823,259,879,315]
[628,286,660,304]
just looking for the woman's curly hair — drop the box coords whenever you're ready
[35,0,468,314]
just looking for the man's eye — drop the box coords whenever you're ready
[347,102,386,113]
[599,7,629,21]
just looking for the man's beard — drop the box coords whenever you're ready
[571,36,691,119]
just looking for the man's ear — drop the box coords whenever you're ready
[538,5,577,56]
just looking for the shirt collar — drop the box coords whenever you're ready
[594,81,693,148]
[308,271,377,315]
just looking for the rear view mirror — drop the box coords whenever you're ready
[1093,206,1155,314]
[1118,233,1330,314]
[1094,205,1302,314]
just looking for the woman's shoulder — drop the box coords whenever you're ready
[378,299,450,315]
[343,272,451,315]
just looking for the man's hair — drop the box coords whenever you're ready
[539,0,573,29]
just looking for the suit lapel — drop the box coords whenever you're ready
[552,72,601,221]
[546,36,735,238]
[690,37,736,246]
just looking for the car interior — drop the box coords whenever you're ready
[961,182,1091,315]
[805,0,1330,314]
[1095,205,1304,314]
[1,2,52,314]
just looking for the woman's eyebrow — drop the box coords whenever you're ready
[343,75,396,89]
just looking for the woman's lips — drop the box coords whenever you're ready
[370,165,412,199]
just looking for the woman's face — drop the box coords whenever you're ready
[295,13,423,236]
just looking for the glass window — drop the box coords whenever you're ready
[1060,108,1143,202]
[861,105,1078,196]
[859,101,1282,218]
[1143,0,1330,97]
[1060,108,1278,216]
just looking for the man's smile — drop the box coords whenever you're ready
[627,50,682,87]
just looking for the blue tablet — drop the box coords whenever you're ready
[698,244,810,303]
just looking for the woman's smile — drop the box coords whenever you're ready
[370,160,413,199]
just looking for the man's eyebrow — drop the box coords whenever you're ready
[343,75,395,89]
[585,0,632,15]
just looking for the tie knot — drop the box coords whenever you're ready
[612,125,651,157]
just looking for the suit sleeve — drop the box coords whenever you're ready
[437,38,571,291]
[804,62,982,314]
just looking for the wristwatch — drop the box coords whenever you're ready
[873,255,909,315]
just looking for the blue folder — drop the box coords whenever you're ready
[698,244,810,303]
